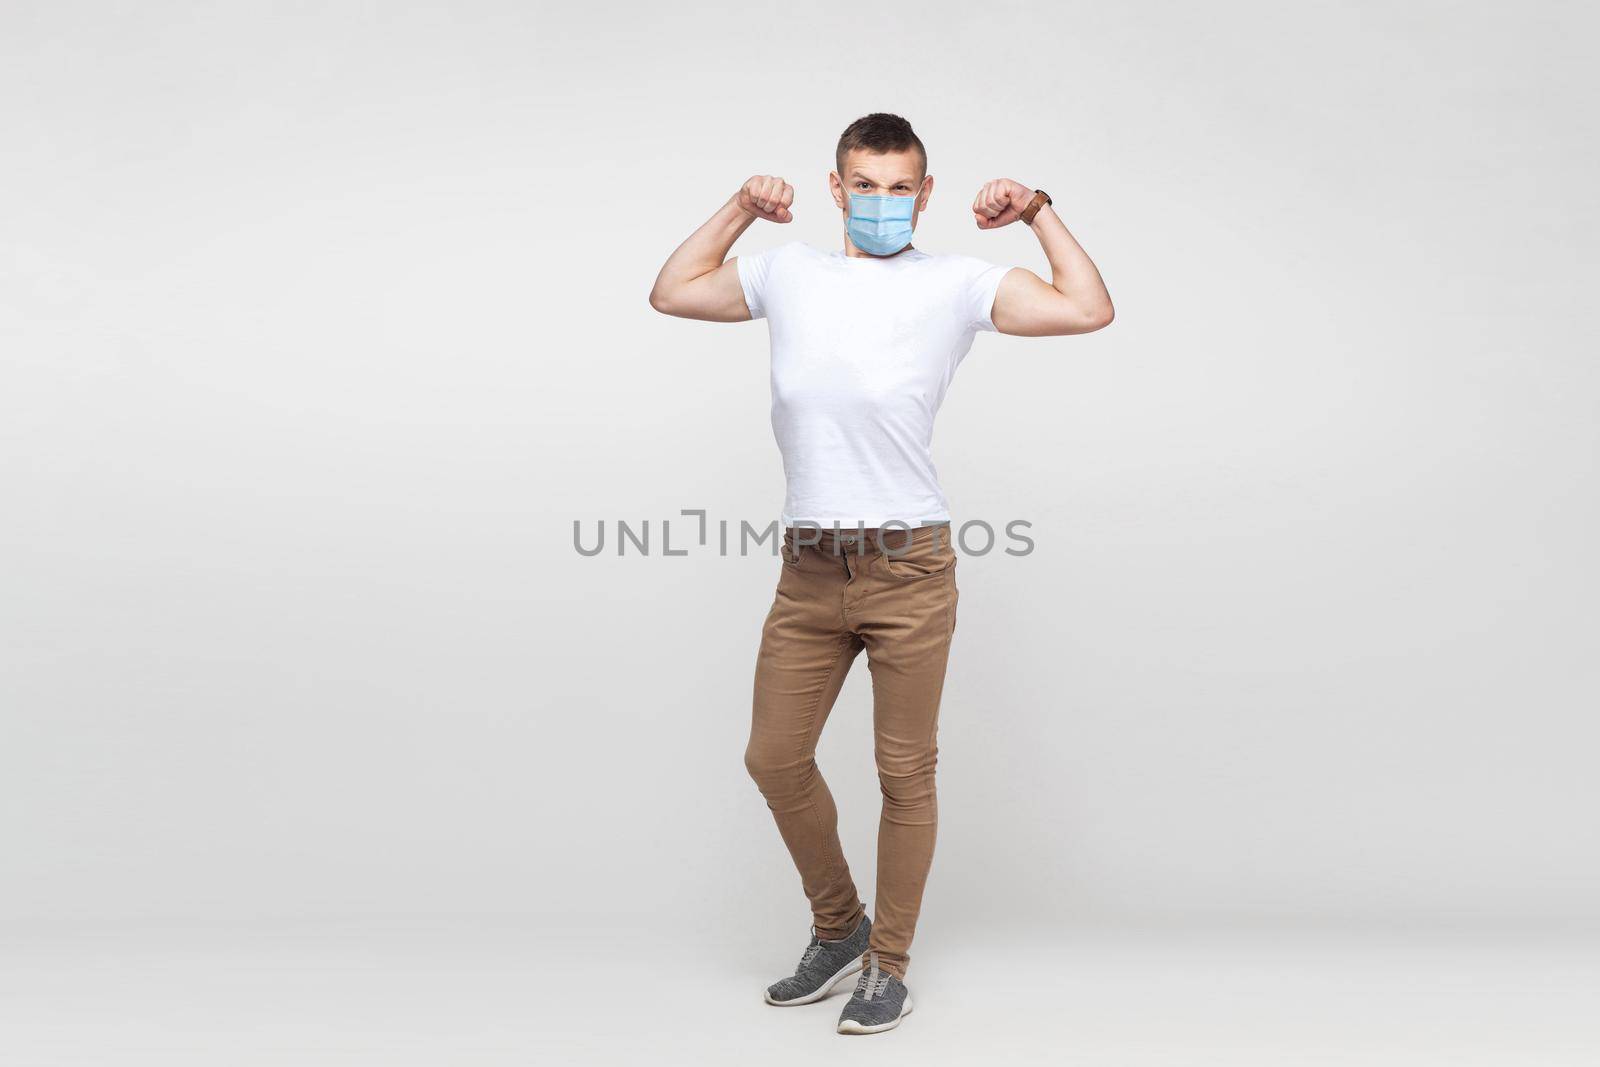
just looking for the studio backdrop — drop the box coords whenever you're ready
[2,1,1596,947]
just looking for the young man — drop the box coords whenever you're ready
[649,114,1112,1035]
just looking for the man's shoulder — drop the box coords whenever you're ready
[915,249,1002,273]
[747,240,820,264]
[911,250,1011,290]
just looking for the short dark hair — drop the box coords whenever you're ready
[835,113,926,177]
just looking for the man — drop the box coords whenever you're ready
[649,113,1112,1035]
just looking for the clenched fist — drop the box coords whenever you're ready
[736,175,795,224]
[972,178,1035,229]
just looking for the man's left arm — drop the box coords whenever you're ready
[974,179,1114,337]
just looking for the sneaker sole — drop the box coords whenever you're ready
[763,958,865,1006]
[836,995,913,1034]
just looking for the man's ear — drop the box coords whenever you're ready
[917,174,934,212]
[828,171,846,210]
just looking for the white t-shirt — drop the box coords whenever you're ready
[737,242,1011,528]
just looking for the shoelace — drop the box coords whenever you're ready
[795,929,823,973]
[854,951,891,1001]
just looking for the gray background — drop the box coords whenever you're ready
[2,1,1597,1063]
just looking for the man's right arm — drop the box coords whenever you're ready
[648,175,794,322]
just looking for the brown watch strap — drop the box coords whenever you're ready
[1020,189,1053,225]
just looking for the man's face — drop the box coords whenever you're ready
[829,148,934,235]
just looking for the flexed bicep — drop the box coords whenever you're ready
[988,268,1104,336]
[652,258,756,322]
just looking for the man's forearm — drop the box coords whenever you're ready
[649,176,792,321]
[1026,204,1114,323]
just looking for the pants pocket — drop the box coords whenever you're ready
[880,541,955,581]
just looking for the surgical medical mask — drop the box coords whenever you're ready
[845,193,916,256]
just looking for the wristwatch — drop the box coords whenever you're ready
[1020,189,1053,225]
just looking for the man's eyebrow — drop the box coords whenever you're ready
[850,171,917,184]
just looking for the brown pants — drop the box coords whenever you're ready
[745,523,958,979]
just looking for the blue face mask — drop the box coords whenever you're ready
[845,193,917,256]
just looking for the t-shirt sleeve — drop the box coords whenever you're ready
[736,244,782,320]
[967,260,1013,333]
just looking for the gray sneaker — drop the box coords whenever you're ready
[836,951,913,1035]
[763,914,872,1006]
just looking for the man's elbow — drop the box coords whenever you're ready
[1083,302,1114,332]
[648,286,677,316]
[1062,298,1113,334]
[1036,305,1112,336]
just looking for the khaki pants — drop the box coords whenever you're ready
[745,523,958,979]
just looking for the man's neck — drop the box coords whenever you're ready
[843,243,916,260]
